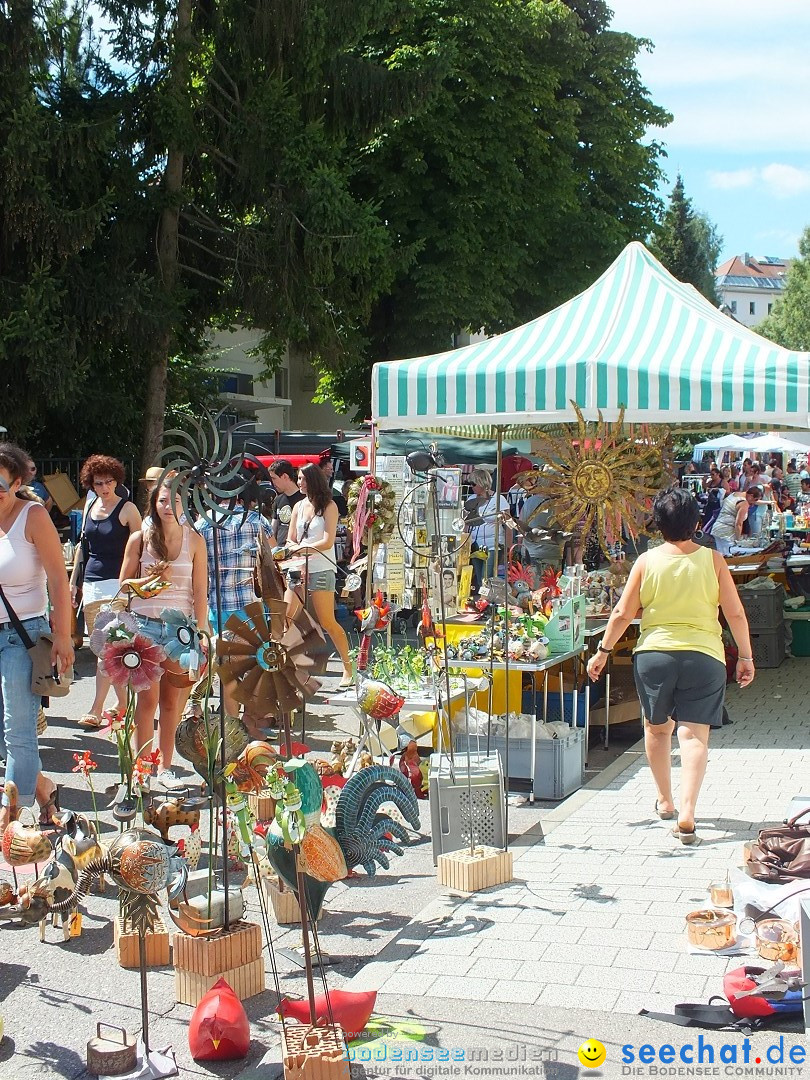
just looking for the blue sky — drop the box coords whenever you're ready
[608,0,810,262]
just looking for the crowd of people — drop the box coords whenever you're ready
[0,441,361,822]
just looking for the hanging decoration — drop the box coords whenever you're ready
[347,476,396,557]
[518,404,666,556]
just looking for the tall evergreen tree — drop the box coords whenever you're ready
[758,226,810,351]
[649,175,720,304]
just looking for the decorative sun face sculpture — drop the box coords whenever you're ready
[518,404,667,556]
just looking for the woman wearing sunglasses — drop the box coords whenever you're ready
[0,443,73,836]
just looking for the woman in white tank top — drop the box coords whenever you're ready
[0,443,73,834]
[286,463,353,687]
[119,482,209,787]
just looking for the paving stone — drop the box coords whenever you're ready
[575,965,657,993]
[467,957,523,981]
[578,926,654,949]
[474,939,550,961]
[652,972,710,998]
[513,960,579,984]
[378,972,437,996]
[611,948,680,973]
[537,984,620,1011]
[398,953,476,977]
[428,975,497,1000]
[487,980,543,1004]
[540,943,618,966]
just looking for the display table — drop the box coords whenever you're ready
[444,647,588,798]
[323,682,476,769]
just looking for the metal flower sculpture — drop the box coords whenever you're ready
[100,633,165,693]
[217,600,327,721]
[520,403,666,557]
[159,412,265,526]
[161,607,208,688]
[89,608,138,657]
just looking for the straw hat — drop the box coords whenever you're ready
[139,466,164,485]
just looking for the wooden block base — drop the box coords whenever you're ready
[437,845,513,893]
[172,920,262,976]
[114,916,170,968]
[248,788,276,821]
[281,1023,349,1080]
[262,874,303,925]
[175,956,265,1006]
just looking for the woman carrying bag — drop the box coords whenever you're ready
[0,444,73,837]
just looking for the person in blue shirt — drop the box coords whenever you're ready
[195,482,270,732]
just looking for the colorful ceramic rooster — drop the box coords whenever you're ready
[264,762,419,922]
[354,590,393,672]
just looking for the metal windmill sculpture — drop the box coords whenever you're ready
[159,411,267,929]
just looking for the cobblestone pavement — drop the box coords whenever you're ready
[1,646,806,1078]
[349,661,809,1020]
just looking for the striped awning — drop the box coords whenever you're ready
[371,242,810,433]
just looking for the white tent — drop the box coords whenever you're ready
[692,435,759,453]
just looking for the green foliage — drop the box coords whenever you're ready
[758,226,810,351]
[318,0,671,416]
[649,175,720,304]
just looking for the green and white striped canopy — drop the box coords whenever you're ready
[371,242,810,433]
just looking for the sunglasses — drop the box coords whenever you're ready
[0,475,10,493]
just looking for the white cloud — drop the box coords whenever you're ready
[760,164,810,198]
[707,164,810,198]
[708,169,757,190]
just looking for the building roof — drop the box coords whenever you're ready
[716,253,790,291]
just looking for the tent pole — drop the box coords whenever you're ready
[494,427,509,851]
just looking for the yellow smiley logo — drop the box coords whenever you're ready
[577,1039,606,1069]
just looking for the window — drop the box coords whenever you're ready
[768,303,773,314]
[274,367,288,399]
[730,301,737,314]
[749,301,756,315]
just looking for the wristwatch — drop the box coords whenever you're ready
[597,642,612,655]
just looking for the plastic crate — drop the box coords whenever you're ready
[456,728,584,801]
[784,610,810,656]
[738,584,785,630]
[750,625,786,669]
[428,753,505,864]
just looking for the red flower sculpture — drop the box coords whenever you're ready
[72,750,98,778]
[100,633,165,692]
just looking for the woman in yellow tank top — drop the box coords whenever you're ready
[587,488,755,844]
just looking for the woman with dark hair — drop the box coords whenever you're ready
[285,463,353,687]
[0,443,73,834]
[587,487,754,845]
[71,454,141,728]
[119,481,209,789]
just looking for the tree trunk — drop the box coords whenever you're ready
[140,0,193,478]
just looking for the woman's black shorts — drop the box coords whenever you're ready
[633,650,726,729]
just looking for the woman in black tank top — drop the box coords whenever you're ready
[70,455,141,728]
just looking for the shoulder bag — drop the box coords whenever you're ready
[746,808,810,884]
[0,583,72,698]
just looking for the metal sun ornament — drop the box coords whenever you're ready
[518,404,666,556]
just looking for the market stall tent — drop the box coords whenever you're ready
[371,242,810,433]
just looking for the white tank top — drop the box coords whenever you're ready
[293,502,335,574]
[131,526,194,618]
[0,501,48,621]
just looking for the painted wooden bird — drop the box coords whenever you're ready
[1,783,53,866]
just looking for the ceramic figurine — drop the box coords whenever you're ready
[278,989,377,1041]
[189,978,250,1061]
[398,741,426,799]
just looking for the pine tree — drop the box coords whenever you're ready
[650,175,720,304]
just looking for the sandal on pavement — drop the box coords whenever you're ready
[78,713,103,728]
[655,800,676,820]
[38,784,61,829]
[672,823,698,845]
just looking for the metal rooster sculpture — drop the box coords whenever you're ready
[260,760,419,923]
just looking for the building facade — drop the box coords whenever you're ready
[209,327,355,432]
[715,254,789,328]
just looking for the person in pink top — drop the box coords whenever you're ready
[119,481,209,790]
